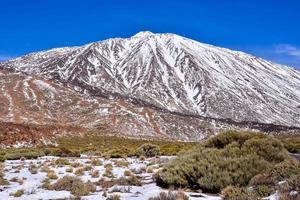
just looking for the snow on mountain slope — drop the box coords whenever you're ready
[1,31,300,129]
[3,68,262,145]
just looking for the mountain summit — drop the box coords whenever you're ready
[0,32,300,144]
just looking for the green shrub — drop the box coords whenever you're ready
[269,159,300,181]
[5,151,44,160]
[51,176,96,196]
[104,149,126,158]
[134,143,160,157]
[148,191,189,200]
[0,155,5,162]
[221,186,255,200]
[205,130,264,149]
[51,147,80,157]
[155,132,286,193]
[242,137,287,163]
[156,144,271,193]
[254,185,275,198]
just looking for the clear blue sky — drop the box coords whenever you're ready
[1,0,300,68]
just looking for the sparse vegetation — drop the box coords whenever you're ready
[50,176,96,196]
[156,131,291,193]
[10,189,24,197]
[148,191,189,200]
[134,143,160,157]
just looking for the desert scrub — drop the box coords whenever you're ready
[55,134,196,157]
[0,164,9,185]
[55,158,70,166]
[242,137,287,163]
[148,191,189,200]
[0,155,5,162]
[106,194,121,200]
[269,158,300,181]
[90,170,100,178]
[134,143,160,157]
[115,159,128,167]
[221,186,255,200]
[146,166,154,173]
[114,175,142,186]
[10,189,24,197]
[124,170,132,176]
[74,168,84,176]
[47,171,58,179]
[83,164,93,171]
[29,164,38,174]
[156,131,288,193]
[5,150,44,160]
[91,158,102,166]
[50,176,96,196]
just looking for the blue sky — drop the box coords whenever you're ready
[0,0,300,68]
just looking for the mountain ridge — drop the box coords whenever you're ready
[0,31,300,145]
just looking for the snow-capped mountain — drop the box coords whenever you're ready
[0,31,300,144]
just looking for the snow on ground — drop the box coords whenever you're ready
[0,156,222,200]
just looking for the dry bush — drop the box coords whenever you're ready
[47,171,58,179]
[10,189,24,197]
[51,176,96,196]
[91,158,103,166]
[148,191,189,200]
[74,168,84,176]
[90,170,100,178]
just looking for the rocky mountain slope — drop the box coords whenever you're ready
[0,68,253,146]
[0,32,300,144]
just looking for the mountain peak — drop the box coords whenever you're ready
[132,31,154,38]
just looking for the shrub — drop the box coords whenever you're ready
[205,130,264,149]
[278,174,300,200]
[10,189,24,197]
[5,151,44,160]
[51,176,96,196]
[115,159,128,167]
[104,149,126,158]
[83,165,93,171]
[91,158,102,166]
[74,168,84,176]
[55,158,70,166]
[249,174,276,187]
[0,155,5,162]
[155,131,288,193]
[0,165,9,185]
[146,166,154,173]
[90,170,99,178]
[254,185,275,198]
[135,143,160,157]
[242,137,287,163]
[70,162,81,168]
[106,194,121,200]
[156,145,270,192]
[47,171,58,179]
[51,147,80,157]
[148,191,189,200]
[221,186,254,200]
[269,159,300,181]
[124,170,132,176]
[115,175,142,186]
